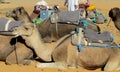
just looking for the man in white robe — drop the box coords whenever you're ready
[64,0,79,11]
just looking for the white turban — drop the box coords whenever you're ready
[36,0,48,6]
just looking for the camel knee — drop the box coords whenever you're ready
[36,62,67,69]
[21,60,34,65]
[104,61,120,71]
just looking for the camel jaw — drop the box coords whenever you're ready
[12,32,20,37]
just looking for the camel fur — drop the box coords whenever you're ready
[109,7,120,31]
[12,24,120,71]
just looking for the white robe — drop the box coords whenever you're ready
[65,0,78,11]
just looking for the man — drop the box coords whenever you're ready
[30,0,48,20]
[64,0,79,11]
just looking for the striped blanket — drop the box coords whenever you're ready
[0,17,24,31]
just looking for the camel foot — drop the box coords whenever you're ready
[36,62,67,69]
[39,54,52,62]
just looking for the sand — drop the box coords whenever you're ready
[0,0,120,72]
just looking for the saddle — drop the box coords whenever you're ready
[0,17,24,35]
[71,28,114,47]
[84,28,114,44]
[50,10,80,25]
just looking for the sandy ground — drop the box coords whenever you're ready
[0,0,120,72]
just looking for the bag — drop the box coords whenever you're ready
[95,13,107,24]
[40,10,53,20]
[87,10,96,18]
[86,4,96,11]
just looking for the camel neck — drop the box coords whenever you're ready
[26,28,52,61]
[21,15,32,23]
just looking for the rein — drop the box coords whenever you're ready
[14,38,19,64]
[55,32,75,48]
[54,12,59,37]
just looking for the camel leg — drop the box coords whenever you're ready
[6,43,34,65]
[36,62,68,69]
[104,55,120,71]
[20,59,34,65]
[6,51,33,65]
[67,43,78,68]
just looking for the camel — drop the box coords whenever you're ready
[12,24,120,71]
[0,35,34,65]
[6,6,101,43]
[0,17,35,65]
[109,7,120,31]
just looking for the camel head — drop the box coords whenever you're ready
[12,24,34,38]
[109,7,120,21]
[6,6,30,21]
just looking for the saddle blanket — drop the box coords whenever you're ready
[71,28,114,46]
[57,10,80,24]
[84,28,114,44]
[0,17,24,31]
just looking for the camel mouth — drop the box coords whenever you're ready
[12,32,20,37]
[14,34,20,37]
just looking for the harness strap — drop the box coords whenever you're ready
[80,19,96,29]
[77,28,83,51]
[5,20,12,31]
[83,45,120,48]
[14,38,19,64]
[54,12,59,36]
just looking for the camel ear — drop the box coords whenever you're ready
[109,8,117,21]
[109,8,114,18]
[19,7,25,14]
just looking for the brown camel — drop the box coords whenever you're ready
[0,17,35,65]
[109,7,120,31]
[12,24,120,71]
[6,6,101,43]
[0,35,34,65]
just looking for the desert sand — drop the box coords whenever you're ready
[0,0,120,72]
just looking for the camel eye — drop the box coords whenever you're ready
[25,28,28,30]
[13,10,16,13]
[25,27,29,30]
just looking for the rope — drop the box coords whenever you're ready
[14,38,19,64]
[76,28,83,52]
[54,12,59,36]
[100,18,112,32]
[80,19,96,29]
[83,44,120,48]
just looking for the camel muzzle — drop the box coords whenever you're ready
[0,31,16,36]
